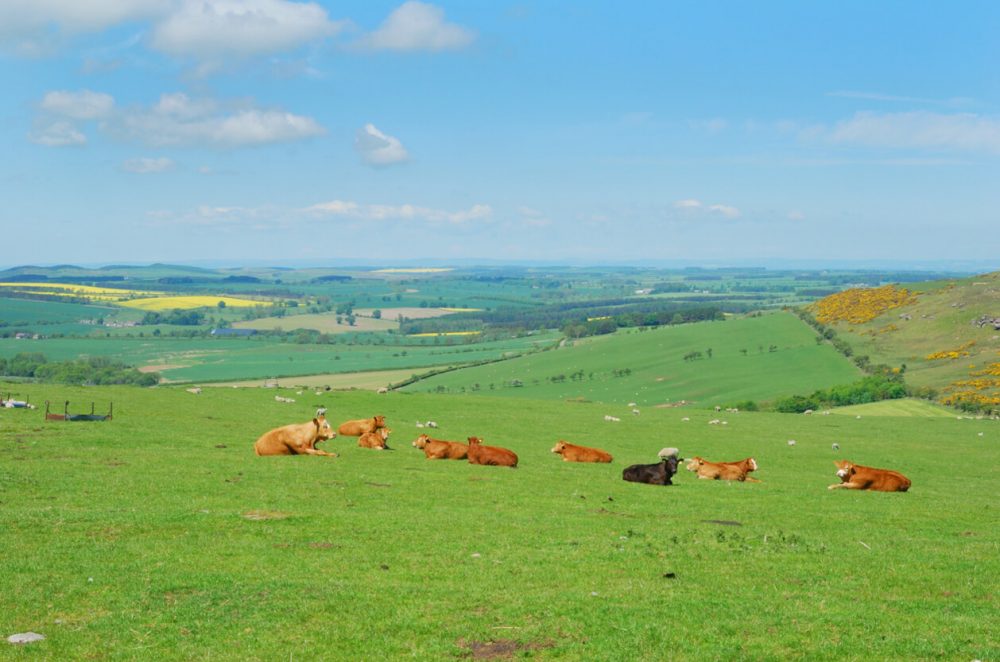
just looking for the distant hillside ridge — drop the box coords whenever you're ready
[805,271,1000,413]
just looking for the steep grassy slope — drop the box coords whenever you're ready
[816,271,1000,410]
[402,311,861,408]
[1,384,996,660]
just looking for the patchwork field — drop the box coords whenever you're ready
[404,311,862,407]
[0,333,561,384]
[1,384,996,660]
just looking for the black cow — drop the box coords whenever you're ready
[622,456,680,486]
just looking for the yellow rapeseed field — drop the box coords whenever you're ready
[0,282,157,301]
[119,296,266,311]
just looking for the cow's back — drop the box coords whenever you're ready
[565,443,613,463]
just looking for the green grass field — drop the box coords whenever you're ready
[2,383,996,660]
[828,398,959,417]
[0,333,560,384]
[404,312,862,407]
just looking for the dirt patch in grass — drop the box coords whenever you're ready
[456,638,554,659]
[703,519,743,526]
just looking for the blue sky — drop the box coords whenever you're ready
[0,1,997,267]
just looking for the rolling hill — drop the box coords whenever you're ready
[811,271,1000,411]
[401,310,861,408]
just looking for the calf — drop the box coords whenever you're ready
[467,436,518,468]
[829,460,911,492]
[254,410,337,457]
[337,415,386,437]
[412,433,468,460]
[686,456,760,482]
[551,440,613,463]
[358,426,392,450]
[622,456,680,486]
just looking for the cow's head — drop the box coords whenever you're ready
[412,433,430,449]
[467,436,482,447]
[834,460,855,481]
[551,440,568,454]
[746,457,758,472]
[314,415,336,440]
[685,457,704,472]
[372,415,386,428]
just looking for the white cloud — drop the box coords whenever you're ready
[307,200,491,224]
[674,199,741,219]
[787,210,806,221]
[149,0,346,62]
[689,118,728,134]
[0,0,168,53]
[359,1,475,52]
[40,90,115,119]
[29,121,86,147]
[33,90,325,148]
[123,156,175,173]
[355,124,409,166]
[117,92,325,147]
[826,111,1000,154]
[708,204,741,219]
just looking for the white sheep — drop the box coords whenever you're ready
[787,440,796,447]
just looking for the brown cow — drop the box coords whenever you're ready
[686,456,760,482]
[551,440,613,463]
[829,460,911,492]
[337,415,386,437]
[358,426,392,450]
[254,410,337,457]
[412,433,468,460]
[467,436,518,468]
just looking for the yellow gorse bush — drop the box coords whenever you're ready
[811,285,917,325]
[926,341,976,361]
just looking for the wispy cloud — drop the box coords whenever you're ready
[826,111,1000,154]
[29,121,86,147]
[34,90,325,148]
[355,124,409,166]
[40,90,115,119]
[307,200,492,224]
[123,156,175,173]
[357,2,475,52]
[673,199,741,219]
[826,91,974,107]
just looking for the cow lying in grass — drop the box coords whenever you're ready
[467,436,518,468]
[551,440,613,463]
[337,415,386,437]
[685,456,760,482]
[358,427,392,450]
[829,460,911,492]
[412,434,468,459]
[254,409,337,457]
[622,448,680,485]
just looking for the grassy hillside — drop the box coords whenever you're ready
[403,311,861,408]
[813,271,1000,411]
[1,383,996,660]
[828,398,958,417]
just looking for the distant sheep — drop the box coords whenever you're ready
[787,440,796,447]
[274,395,295,403]
[632,409,641,416]
[832,443,840,451]
[186,387,202,395]
[604,415,621,422]
[377,387,389,395]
